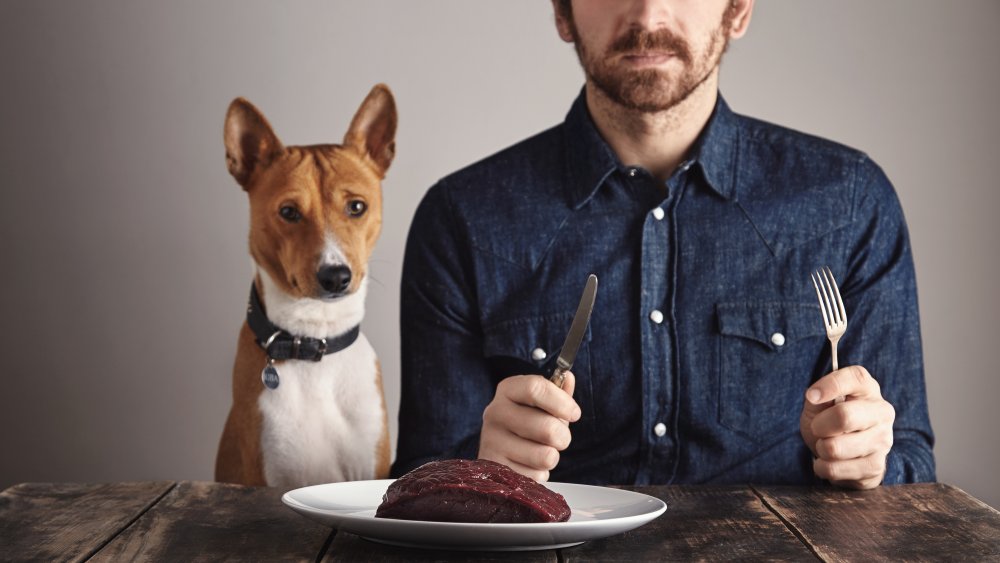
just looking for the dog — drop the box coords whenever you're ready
[215,84,395,488]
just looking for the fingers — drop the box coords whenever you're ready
[811,399,896,437]
[480,452,550,483]
[478,374,581,482]
[482,428,561,475]
[504,459,550,483]
[801,366,894,489]
[485,401,572,450]
[805,365,880,405]
[561,371,576,398]
[813,452,887,490]
[808,397,894,490]
[814,425,893,462]
[810,397,895,438]
[498,374,581,422]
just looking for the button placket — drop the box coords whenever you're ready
[637,166,678,483]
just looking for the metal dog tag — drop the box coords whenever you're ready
[261,359,280,390]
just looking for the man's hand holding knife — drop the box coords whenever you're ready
[478,371,581,483]
[478,275,597,483]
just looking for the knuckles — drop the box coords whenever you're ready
[530,469,550,483]
[868,454,887,476]
[832,404,856,433]
[849,365,871,388]
[542,418,571,450]
[496,375,523,398]
[877,427,894,453]
[819,437,840,460]
[539,448,560,471]
[884,401,897,424]
[814,454,888,486]
[481,401,500,425]
[525,377,550,404]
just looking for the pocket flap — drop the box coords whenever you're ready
[716,302,825,349]
[482,312,590,364]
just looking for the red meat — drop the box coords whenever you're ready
[375,459,571,523]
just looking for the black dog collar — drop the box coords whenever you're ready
[246,282,360,362]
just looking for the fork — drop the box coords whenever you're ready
[811,266,847,404]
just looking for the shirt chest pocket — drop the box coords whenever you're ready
[716,302,826,441]
[482,313,595,430]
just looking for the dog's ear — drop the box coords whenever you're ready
[343,84,397,177]
[224,98,284,189]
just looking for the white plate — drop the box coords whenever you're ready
[282,479,666,551]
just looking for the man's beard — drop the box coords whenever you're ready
[569,9,735,113]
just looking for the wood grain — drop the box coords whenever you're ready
[0,481,175,563]
[89,481,332,562]
[562,485,817,562]
[755,483,1000,562]
[5,481,999,561]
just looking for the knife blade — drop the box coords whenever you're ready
[550,274,598,389]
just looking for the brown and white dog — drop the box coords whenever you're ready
[215,85,395,488]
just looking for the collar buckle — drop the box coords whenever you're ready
[310,338,328,362]
[262,330,283,359]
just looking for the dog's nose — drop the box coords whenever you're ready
[317,265,352,295]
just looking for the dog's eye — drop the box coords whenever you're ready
[347,200,367,217]
[279,205,302,223]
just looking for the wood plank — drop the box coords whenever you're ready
[0,481,175,562]
[89,481,333,562]
[321,531,557,562]
[562,485,817,562]
[755,483,1000,562]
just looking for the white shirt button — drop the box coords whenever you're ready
[628,168,637,177]
[531,347,547,361]
[654,422,667,437]
[652,207,665,221]
[770,332,786,347]
[649,310,664,324]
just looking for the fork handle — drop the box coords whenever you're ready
[831,340,845,404]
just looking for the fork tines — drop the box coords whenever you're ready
[811,266,846,328]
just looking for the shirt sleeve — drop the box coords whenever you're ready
[391,181,491,477]
[843,158,936,484]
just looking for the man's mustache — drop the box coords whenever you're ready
[609,27,692,63]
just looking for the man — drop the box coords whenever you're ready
[393,0,935,489]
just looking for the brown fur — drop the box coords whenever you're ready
[215,85,396,486]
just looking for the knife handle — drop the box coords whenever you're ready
[549,367,568,389]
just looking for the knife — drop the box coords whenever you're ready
[550,274,598,389]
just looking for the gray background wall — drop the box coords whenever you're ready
[1,1,997,508]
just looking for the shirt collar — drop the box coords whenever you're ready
[688,94,740,201]
[563,90,620,210]
[563,89,741,208]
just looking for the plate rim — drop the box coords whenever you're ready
[281,479,667,534]
[281,479,668,551]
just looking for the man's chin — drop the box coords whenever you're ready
[598,83,684,113]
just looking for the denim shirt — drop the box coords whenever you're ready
[393,91,935,486]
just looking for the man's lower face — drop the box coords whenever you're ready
[573,17,733,113]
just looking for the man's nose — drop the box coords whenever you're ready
[626,0,671,30]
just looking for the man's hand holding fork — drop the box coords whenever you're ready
[801,268,896,490]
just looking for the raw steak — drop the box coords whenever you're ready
[375,459,571,523]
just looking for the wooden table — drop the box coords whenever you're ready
[1,481,998,561]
